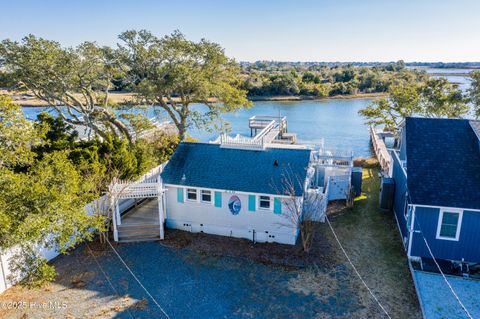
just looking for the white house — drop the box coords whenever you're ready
[161,142,312,244]
[110,116,354,245]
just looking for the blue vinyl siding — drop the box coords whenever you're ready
[273,198,282,214]
[248,195,256,212]
[214,191,222,208]
[177,188,184,203]
[410,207,480,263]
[399,128,407,161]
[391,150,409,240]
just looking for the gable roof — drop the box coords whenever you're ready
[470,120,480,140]
[405,117,480,210]
[161,142,311,196]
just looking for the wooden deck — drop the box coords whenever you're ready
[122,199,160,226]
[370,126,393,175]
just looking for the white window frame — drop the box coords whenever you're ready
[436,208,463,241]
[258,195,272,211]
[200,189,212,204]
[186,188,198,202]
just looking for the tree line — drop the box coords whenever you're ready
[239,60,427,98]
[359,73,480,130]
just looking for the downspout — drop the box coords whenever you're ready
[407,205,416,258]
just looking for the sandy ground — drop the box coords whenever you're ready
[1,90,137,107]
[2,90,386,107]
[0,167,420,319]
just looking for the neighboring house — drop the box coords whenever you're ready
[391,117,480,267]
[110,116,354,245]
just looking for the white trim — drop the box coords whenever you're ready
[200,189,213,204]
[186,188,198,202]
[435,208,463,241]
[164,184,292,199]
[258,195,273,211]
[413,204,480,213]
[392,150,407,178]
[407,205,415,257]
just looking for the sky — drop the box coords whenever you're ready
[1,0,479,62]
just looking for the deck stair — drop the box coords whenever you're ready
[216,116,297,150]
[117,223,161,242]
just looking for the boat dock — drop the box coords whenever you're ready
[248,115,297,144]
[370,126,394,175]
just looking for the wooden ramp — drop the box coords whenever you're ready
[118,199,161,242]
[110,165,166,243]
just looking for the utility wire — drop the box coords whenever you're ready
[106,239,171,319]
[325,216,392,319]
[86,243,135,319]
[413,218,473,319]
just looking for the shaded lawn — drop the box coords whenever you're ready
[318,167,421,318]
[0,167,421,319]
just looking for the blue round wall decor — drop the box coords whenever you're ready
[228,195,241,215]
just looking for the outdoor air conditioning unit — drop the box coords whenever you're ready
[379,177,395,211]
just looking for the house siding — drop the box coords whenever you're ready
[164,185,298,245]
[399,128,407,161]
[410,206,480,263]
[391,150,409,241]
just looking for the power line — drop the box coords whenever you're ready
[106,239,171,319]
[325,216,392,319]
[86,243,135,319]
[413,218,473,319]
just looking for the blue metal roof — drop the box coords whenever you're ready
[405,117,480,210]
[161,142,311,196]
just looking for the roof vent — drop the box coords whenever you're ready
[181,173,186,182]
[273,160,279,167]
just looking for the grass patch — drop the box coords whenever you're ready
[315,167,421,318]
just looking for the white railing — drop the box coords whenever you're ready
[305,178,330,222]
[318,178,330,221]
[113,182,162,199]
[249,115,286,130]
[252,120,277,140]
[219,133,265,150]
[370,126,392,175]
[112,164,164,199]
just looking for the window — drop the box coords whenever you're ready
[187,188,197,201]
[259,196,271,210]
[201,190,212,203]
[436,209,463,241]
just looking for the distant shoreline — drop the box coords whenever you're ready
[6,91,386,108]
[249,92,387,102]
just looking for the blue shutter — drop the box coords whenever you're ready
[177,188,184,203]
[214,191,222,208]
[248,195,256,211]
[274,198,282,214]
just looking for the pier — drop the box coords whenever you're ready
[370,126,394,175]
